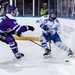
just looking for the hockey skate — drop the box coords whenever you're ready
[43,48,51,58]
[67,49,74,57]
[14,52,24,59]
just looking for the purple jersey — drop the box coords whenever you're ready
[0,14,27,34]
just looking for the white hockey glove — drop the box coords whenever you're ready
[49,29,56,36]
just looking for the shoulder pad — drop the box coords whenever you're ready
[6,14,16,20]
[44,15,48,18]
[56,19,59,23]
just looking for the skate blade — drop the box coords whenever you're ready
[44,54,52,58]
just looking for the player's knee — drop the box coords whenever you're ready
[40,35,47,43]
[55,41,67,50]
[41,43,47,47]
[6,36,15,43]
[55,41,62,47]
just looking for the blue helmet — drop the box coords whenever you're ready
[50,9,57,15]
[6,5,16,13]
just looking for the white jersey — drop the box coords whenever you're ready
[36,15,60,35]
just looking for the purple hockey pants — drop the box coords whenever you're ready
[0,34,18,54]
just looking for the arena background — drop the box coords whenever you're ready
[0,0,75,17]
[0,0,75,52]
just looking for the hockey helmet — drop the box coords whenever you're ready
[50,9,57,20]
[6,5,16,13]
[50,9,57,15]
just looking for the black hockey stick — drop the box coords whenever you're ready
[23,36,44,48]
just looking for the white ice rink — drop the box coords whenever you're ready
[0,40,75,75]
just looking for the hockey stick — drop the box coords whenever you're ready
[23,36,44,48]
[48,35,51,51]
[48,40,51,50]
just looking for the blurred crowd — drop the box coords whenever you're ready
[57,0,74,17]
[0,0,75,17]
[0,1,9,16]
[0,0,19,16]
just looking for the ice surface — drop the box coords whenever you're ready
[0,40,75,75]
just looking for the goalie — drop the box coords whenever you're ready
[0,5,34,59]
[36,9,73,57]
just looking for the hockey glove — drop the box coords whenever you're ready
[26,26,35,31]
[40,25,49,31]
[50,29,56,36]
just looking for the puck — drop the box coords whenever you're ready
[66,60,69,62]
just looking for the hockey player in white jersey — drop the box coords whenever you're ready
[36,9,73,57]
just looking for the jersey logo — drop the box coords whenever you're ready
[44,19,48,23]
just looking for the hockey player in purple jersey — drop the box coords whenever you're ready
[0,5,35,59]
[36,9,73,57]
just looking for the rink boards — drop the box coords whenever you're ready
[0,17,75,52]
[15,17,75,53]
